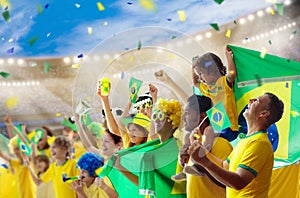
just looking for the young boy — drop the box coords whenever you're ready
[71,152,118,198]
[26,136,79,198]
[0,136,36,198]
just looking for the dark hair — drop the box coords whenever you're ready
[195,52,227,76]
[41,126,53,137]
[106,129,122,145]
[127,123,148,147]
[264,92,284,127]
[187,95,212,125]
[35,155,50,177]
[38,126,54,150]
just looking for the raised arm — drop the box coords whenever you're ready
[75,114,101,154]
[97,81,122,137]
[23,155,43,186]
[225,46,236,87]
[95,177,118,198]
[114,154,138,186]
[0,147,10,162]
[4,115,15,138]
[154,70,189,103]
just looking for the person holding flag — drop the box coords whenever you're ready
[105,98,186,198]
[172,94,233,197]
[192,47,239,141]
[188,92,284,197]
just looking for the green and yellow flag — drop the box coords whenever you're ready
[228,45,300,167]
[129,77,143,103]
[206,101,232,132]
[17,138,32,156]
[0,133,10,156]
[99,138,186,198]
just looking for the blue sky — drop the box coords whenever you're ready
[0,0,273,57]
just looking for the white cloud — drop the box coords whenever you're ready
[0,1,37,56]
[52,0,272,56]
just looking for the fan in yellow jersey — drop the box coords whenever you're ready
[26,136,79,198]
[193,47,239,142]
[188,93,284,197]
[176,95,233,198]
[0,136,36,198]
[71,152,118,198]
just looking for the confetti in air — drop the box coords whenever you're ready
[275,3,284,16]
[225,29,231,38]
[6,47,14,54]
[72,64,80,69]
[29,36,39,47]
[260,47,268,58]
[0,72,10,78]
[210,23,220,31]
[43,62,51,73]
[139,0,157,12]
[137,40,142,50]
[38,4,43,14]
[88,27,92,35]
[214,0,224,4]
[177,10,186,21]
[97,2,105,11]
[2,10,10,21]
[5,97,18,109]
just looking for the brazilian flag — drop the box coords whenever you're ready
[229,45,300,167]
[30,129,45,144]
[129,77,143,103]
[0,133,10,156]
[99,138,186,198]
[17,138,32,156]
[206,101,231,132]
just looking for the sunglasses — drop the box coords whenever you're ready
[152,111,168,121]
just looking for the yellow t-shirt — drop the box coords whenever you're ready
[73,141,86,161]
[11,159,36,198]
[37,147,51,158]
[187,137,232,198]
[199,76,238,131]
[36,180,55,198]
[83,182,109,198]
[0,166,20,198]
[120,129,131,149]
[226,131,273,198]
[40,159,79,198]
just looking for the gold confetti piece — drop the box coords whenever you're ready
[72,64,80,69]
[88,27,92,35]
[56,113,61,117]
[225,29,231,38]
[86,96,90,102]
[270,8,275,15]
[139,0,157,12]
[97,2,105,11]
[177,10,186,22]
[5,97,18,109]
[129,55,134,61]
[169,54,175,59]
[260,47,268,59]
[102,21,108,26]
[265,0,277,3]
[291,110,299,117]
